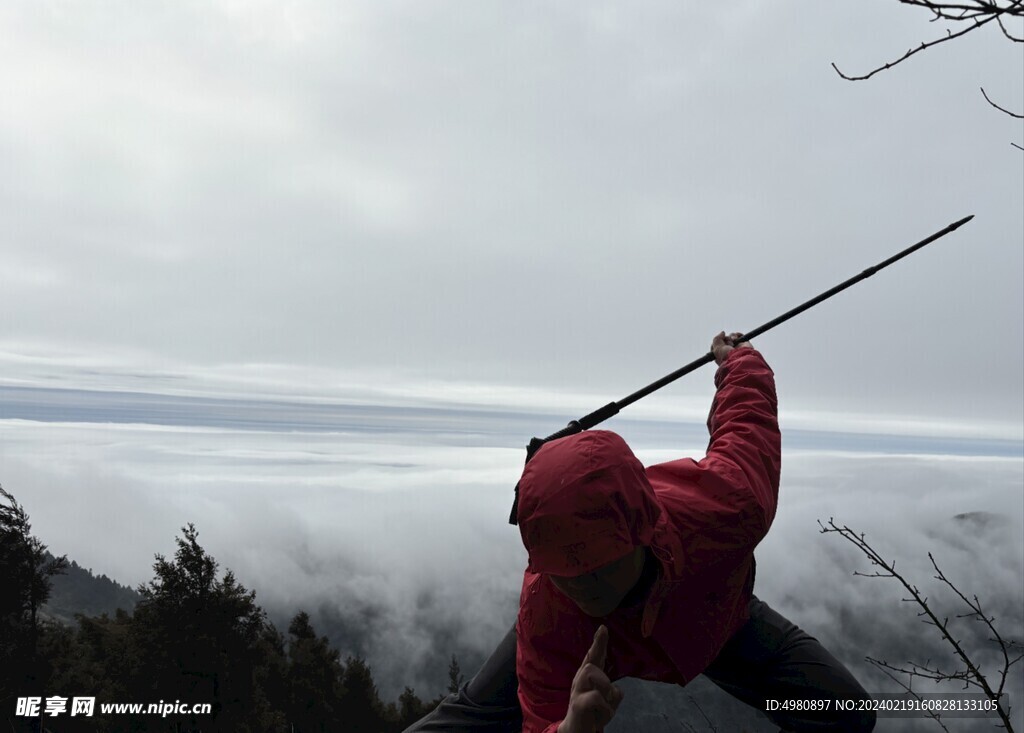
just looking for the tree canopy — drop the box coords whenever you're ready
[1,488,447,733]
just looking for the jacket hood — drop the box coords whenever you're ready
[516,430,662,576]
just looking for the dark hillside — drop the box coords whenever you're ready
[42,553,140,623]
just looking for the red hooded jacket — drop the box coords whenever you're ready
[514,347,780,733]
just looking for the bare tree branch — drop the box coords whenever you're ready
[868,661,952,732]
[818,518,1019,730]
[832,14,998,81]
[980,87,1024,117]
[896,0,1023,17]
[928,553,1024,715]
[833,2,1024,151]
[997,13,1024,40]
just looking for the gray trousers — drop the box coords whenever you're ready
[403,596,875,733]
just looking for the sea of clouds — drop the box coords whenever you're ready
[0,386,1020,731]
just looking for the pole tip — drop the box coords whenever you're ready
[952,214,975,229]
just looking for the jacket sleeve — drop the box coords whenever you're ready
[516,578,587,733]
[516,614,573,733]
[701,347,780,545]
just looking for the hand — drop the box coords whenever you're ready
[711,331,752,366]
[558,626,623,733]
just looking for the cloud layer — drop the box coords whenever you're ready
[1,1,1021,427]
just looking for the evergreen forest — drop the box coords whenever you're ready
[1,486,460,733]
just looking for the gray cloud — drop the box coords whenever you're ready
[0,1,1020,429]
[4,404,1020,712]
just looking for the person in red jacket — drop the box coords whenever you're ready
[404,332,873,733]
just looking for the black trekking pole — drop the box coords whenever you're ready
[509,214,975,525]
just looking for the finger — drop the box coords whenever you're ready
[575,664,616,699]
[584,625,608,669]
[573,690,616,728]
[609,683,625,711]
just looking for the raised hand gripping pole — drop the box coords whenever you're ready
[509,215,975,525]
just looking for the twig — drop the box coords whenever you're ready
[818,518,1018,730]
[896,0,1023,18]
[929,553,1023,720]
[832,1,1024,143]
[868,661,952,732]
[832,15,997,81]
[996,13,1024,40]
[980,87,1024,118]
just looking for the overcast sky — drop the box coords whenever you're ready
[1,1,1022,721]
[1,0,1021,432]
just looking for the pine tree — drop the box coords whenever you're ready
[286,611,344,732]
[339,654,386,733]
[251,622,290,733]
[0,485,67,717]
[397,686,428,730]
[447,654,464,694]
[129,523,270,731]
